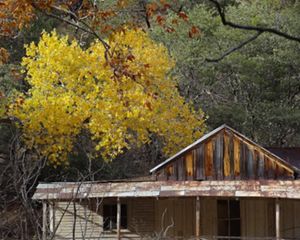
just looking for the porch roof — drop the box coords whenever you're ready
[33,180,300,200]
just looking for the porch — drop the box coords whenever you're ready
[34,180,300,240]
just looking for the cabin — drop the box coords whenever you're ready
[33,125,300,240]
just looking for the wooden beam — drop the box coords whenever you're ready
[42,202,47,240]
[195,196,200,238]
[117,197,121,240]
[49,202,55,237]
[276,199,280,239]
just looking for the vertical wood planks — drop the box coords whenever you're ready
[196,145,204,180]
[223,133,230,177]
[233,136,240,178]
[258,152,265,178]
[264,155,269,177]
[178,157,185,181]
[185,152,194,180]
[253,149,259,179]
[153,127,295,181]
[229,133,234,177]
[214,135,223,180]
[205,140,213,178]
[248,147,254,179]
[240,144,247,179]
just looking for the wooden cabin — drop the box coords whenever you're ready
[33,125,300,240]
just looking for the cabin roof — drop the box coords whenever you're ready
[267,147,300,169]
[33,180,300,200]
[150,124,299,174]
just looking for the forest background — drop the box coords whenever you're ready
[0,0,299,239]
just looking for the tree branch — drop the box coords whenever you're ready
[209,0,300,43]
[205,31,263,62]
[30,3,111,54]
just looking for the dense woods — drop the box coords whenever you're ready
[0,0,299,239]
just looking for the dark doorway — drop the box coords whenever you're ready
[217,199,241,239]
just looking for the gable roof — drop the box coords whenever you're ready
[150,124,299,176]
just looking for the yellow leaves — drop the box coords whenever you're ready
[9,29,206,165]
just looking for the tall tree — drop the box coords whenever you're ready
[8,29,205,166]
[151,0,300,146]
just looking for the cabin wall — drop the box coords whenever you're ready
[51,198,155,240]
[156,129,294,181]
[281,199,300,238]
[240,198,275,237]
[50,197,300,239]
[54,200,102,240]
[154,197,196,238]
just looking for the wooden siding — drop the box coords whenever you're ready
[281,199,300,239]
[240,198,275,237]
[154,197,195,238]
[155,129,294,180]
[50,197,300,239]
[54,200,102,239]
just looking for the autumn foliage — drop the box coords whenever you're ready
[9,29,206,165]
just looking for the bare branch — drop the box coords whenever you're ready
[209,0,300,43]
[30,3,111,53]
[206,31,263,62]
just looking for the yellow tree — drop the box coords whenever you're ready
[9,29,206,166]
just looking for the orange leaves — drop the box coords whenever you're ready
[189,26,201,38]
[178,11,188,21]
[146,2,159,17]
[0,0,38,36]
[0,0,83,36]
[0,48,9,65]
[156,15,165,25]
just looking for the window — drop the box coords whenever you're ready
[217,199,241,239]
[103,204,127,231]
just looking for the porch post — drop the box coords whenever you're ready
[275,199,280,239]
[196,196,200,238]
[42,201,47,240]
[117,197,121,240]
[49,201,55,237]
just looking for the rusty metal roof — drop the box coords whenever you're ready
[33,180,300,200]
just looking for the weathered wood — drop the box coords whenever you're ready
[185,152,194,180]
[223,133,230,177]
[229,132,234,178]
[269,158,275,179]
[49,201,55,236]
[241,144,247,179]
[42,202,47,240]
[196,145,204,180]
[178,157,185,181]
[248,147,254,179]
[253,149,259,179]
[174,161,178,180]
[233,136,240,178]
[258,152,264,178]
[214,135,223,180]
[205,141,213,178]
[117,198,121,240]
[192,149,197,180]
[195,197,200,237]
[276,199,280,239]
